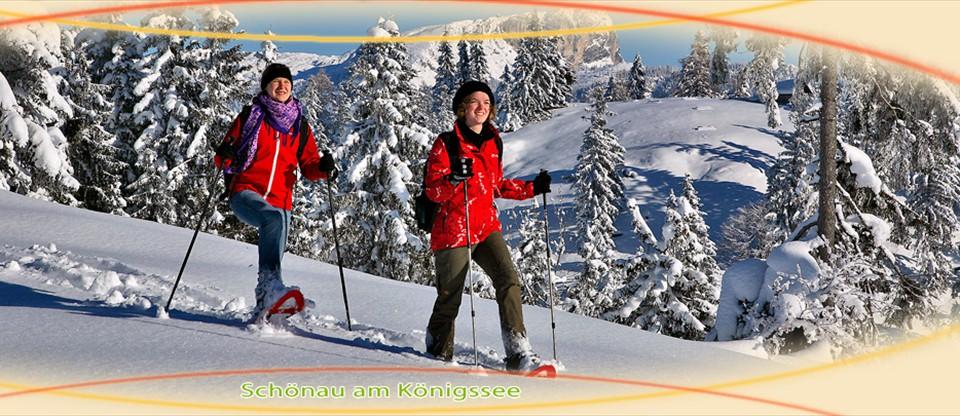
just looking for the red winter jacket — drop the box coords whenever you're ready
[425,121,535,252]
[214,114,328,211]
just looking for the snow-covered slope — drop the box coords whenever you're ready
[497,97,789,261]
[0,189,790,405]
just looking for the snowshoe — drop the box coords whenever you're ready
[504,353,557,377]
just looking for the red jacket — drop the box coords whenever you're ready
[214,115,328,211]
[425,122,534,252]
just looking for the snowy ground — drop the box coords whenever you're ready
[498,97,790,269]
[0,190,800,412]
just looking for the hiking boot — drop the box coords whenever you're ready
[425,328,454,361]
[249,272,286,323]
[504,352,542,371]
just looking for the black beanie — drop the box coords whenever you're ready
[260,63,293,91]
[452,80,495,113]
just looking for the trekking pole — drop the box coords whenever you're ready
[540,170,558,362]
[164,166,224,314]
[325,177,352,331]
[462,162,480,368]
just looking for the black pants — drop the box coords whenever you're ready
[426,232,526,359]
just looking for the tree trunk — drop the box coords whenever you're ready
[818,48,839,260]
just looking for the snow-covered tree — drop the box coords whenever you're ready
[469,41,490,84]
[515,202,555,307]
[337,18,434,284]
[744,34,787,128]
[0,22,80,204]
[456,40,472,84]
[431,36,458,132]
[495,63,523,132]
[762,45,822,253]
[0,70,32,193]
[603,191,719,340]
[709,27,737,96]
[568,90,625,317]
[300,71,337,139]
[59,30,127,214]
[502,17,574,127]
[628,54,648,100]
[674,30,714,98]
[604,74,630,102]
[256,30,278,73]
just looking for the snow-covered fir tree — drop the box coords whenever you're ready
[0,22,80,204]
[300,71,337,140]
[674,30,714,98]
[567,90,625,317]
[603,192,719,341]
[337,18,434,284]
[495,63,523,132]
[514,201,554,307]
[469,41,490,84]
[431,36,458,132]
[502,16,574,128]
[604,74,630,102]
[744,34,787,128]
[628,54,648,100]
[456,40,472,84]
[709,27,737,96]
[0,70,32,193]
[59,29,127,214]
[255,30,278,73]
[761,45,822,254]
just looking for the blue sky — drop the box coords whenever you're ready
[127,3,800,67]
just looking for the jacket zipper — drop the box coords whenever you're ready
[263,131,281,199]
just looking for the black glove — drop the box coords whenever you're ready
[532,170,552,195]
[215,141,237,162]
[319,153,338,180]
[448,157,474,183]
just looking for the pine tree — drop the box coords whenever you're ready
[628,54,648,100]
[456,40,472,84]
[495,63,523,132]
[59,30,127,214]
[744,34,787,128]
[568,90,625,317]
[469,41,490,84]
[674,30,714,98]
[431,36,458,132]
[338,18,434,284]
[709,27,737,96]
[0,70,31,193]
[604,74,630,102]
[257,30,278,71]
[504,18,574,128]
[0,22,80,204]
[515,202,554,307]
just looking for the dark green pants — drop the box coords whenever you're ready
[426,232,526,360]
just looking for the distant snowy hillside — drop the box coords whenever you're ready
[496,97,790,263]
[0,190,791,405]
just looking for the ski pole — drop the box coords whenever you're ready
[462,162,480,368]
[540,170,558,362]
[325,177,352,331]
[164,166,223,313]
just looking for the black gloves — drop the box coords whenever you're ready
[215,141,237,161]
[319,153,338,180]
[532,170,551,195]
[448,157,474,183]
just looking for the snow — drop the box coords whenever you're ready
[846,213,892,244]
[712,258,767,341]
[0,190,790,404]
[498,97,788,257]
[765,240,821,281]
[841,142,883,193]
[0,71,16,110]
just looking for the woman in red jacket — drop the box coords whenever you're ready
[214,63,336,323]
[423,81,551,371]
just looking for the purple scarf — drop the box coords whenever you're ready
[227,93,302,174]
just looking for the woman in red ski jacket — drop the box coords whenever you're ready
[214,63,336,323]
[423,80,552,371]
